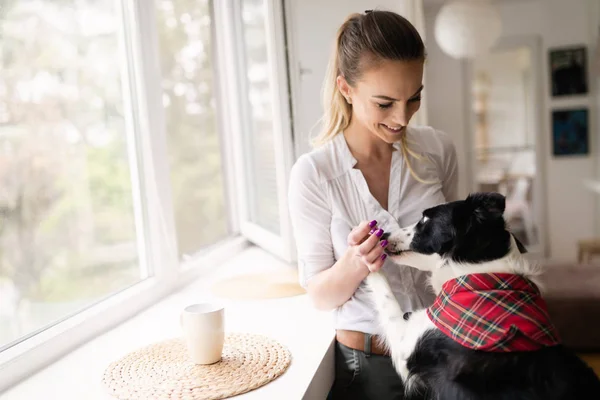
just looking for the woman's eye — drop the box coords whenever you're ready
[377,103,393,109]
[409,95,422,103]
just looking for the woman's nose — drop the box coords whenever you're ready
[391,113,408,128]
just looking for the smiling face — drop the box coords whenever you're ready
[337,58,424,143]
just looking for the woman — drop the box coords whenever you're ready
[287,10,459,399]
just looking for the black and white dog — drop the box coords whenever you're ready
[366,192,600,399]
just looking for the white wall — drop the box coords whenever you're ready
[422,6,471,198]
[425,0,600,261]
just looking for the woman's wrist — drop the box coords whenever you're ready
[342,247,370,281]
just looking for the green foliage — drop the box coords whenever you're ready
[157,0,229,255]
[86,140,136,244]
[0,0,229,309]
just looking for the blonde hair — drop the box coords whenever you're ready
[310,10,436,184]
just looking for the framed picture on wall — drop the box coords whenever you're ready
[551,108,589,156]
[549,46,588,97]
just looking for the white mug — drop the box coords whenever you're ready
[180,303,225,365]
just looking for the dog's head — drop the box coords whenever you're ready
[386,192,527,270]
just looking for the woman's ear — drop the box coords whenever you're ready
[336,75,353,104]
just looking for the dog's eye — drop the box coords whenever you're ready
[421,216,429,224]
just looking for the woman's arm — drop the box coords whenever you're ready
[305,248,368,310]
[304,221,386,310]
[288,156,386,311]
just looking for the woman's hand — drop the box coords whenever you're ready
[300,219,389,311]
[346,220,388,273]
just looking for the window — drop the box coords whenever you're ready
[0,0,145,352]
[0,0,295,392]
[239,0,281,235]
[156,0,232,258]
[229,0,296,261]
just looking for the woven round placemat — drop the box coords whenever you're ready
[102,333,291,400]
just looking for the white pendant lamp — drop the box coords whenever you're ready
[434,0,502,59]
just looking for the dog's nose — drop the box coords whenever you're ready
[381,232,391,241]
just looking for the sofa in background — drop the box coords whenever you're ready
[539,262,600,352]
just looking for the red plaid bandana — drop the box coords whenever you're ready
[426,273,561,352]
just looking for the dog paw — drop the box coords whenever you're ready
[383,224,416,255]
[384,237,407,254]
[388,252,410,263]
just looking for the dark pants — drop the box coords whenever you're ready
[328,340,406,400]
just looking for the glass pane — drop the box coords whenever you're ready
[0,1,143,350]
[471,47,540,251]
[240,0,280,234]
[156,0,231,257]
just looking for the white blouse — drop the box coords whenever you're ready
[287,125,459,335]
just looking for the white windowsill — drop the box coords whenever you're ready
[0,236,250,393]
[0,246,336,400]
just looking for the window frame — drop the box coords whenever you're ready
[0,0,250,392]
[221,0,297,263]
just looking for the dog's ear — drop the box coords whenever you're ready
[512,233,528,254]
[466,192,505,220]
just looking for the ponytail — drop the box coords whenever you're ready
[309,14,359,148]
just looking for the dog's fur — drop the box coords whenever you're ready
[366,192,600,399]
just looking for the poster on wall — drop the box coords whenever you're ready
[549,46,588,97]
[551,108,589,157]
